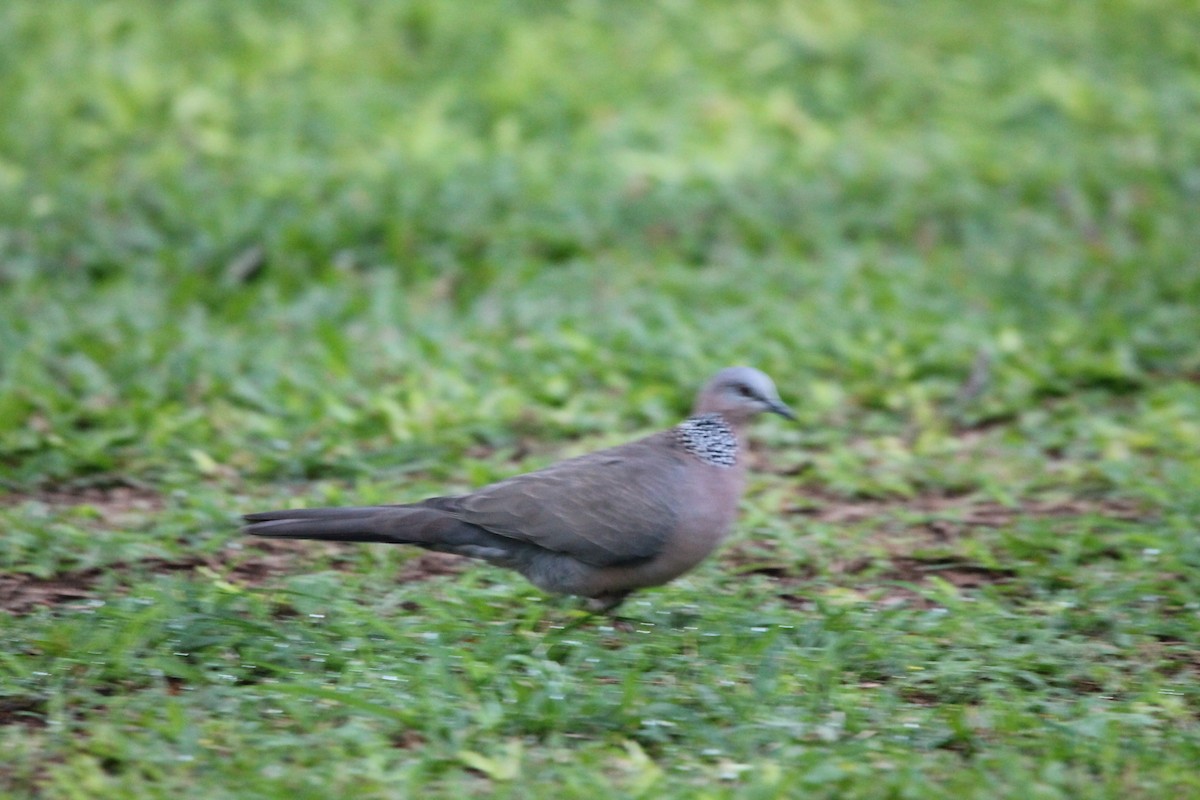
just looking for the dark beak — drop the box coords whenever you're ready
[769,400,796,421]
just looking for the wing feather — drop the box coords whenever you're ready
[423,433,685,567]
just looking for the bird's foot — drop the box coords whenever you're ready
[583,592,630,614]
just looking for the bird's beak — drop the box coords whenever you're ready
[768,400,796,421]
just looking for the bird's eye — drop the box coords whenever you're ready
[736,385,753,398]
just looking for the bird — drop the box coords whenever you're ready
[243,367,793,612]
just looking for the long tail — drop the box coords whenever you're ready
[242,504,520,564]
[243,505,423,543]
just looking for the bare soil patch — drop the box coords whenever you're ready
[0,571,100,615]
[0,484,164,521]
[0,696,48,730]
[788,491,1145,530]
[1,485,472,615]
[0,538,468,616]
[738,491,1148,608]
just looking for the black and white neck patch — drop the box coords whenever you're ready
[674,413,737,467]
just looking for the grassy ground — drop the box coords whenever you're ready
[2,0,1199,796]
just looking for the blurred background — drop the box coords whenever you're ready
[2,2,1199,796]
[3,0,1197,486]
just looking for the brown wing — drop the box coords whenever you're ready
[421,433,686,567]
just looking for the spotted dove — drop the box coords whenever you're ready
[243,367,793,611]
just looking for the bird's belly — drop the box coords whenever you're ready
[588,464,744,594]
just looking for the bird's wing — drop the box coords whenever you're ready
[422,433,686,567]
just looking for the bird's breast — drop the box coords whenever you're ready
[595,460,746,593]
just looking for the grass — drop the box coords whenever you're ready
[2,0,1199,796]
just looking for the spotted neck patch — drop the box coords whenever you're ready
[674,413,738,467]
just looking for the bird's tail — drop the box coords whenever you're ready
[242,504,519,565]
[243,505,450,544]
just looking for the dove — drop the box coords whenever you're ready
[244,367,792,611]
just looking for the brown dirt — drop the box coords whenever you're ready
[0,696,47,729]
[724,537,817,581]
[881,556,1016,587]
[0,538,468,617]
[1,485,475,615]
[787,491,1145,529]
[868,557,1020,608]
[739,491,1148,608]
[0,484,164,521]
[0,571,100,615]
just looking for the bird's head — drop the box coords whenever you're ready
[693,366,794,424]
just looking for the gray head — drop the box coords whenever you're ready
[692,366,795,423]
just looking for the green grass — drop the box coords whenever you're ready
[2,0,1199,796]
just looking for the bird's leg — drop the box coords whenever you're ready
[551,593,637,634]
[584,592,630,614]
